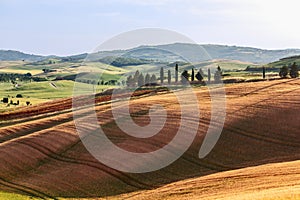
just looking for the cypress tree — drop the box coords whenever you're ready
[160,67,164,84]
[145,73,151,85]
[196,68,204,81]
[138,73,145,87]
[133,70,140,85]
[150,74,157,84]
[175,63,178,83]
[214,66,222,82]
[191,68,195,81]
[168,70,171,85]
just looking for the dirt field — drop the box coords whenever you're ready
[0,79,299,199]
[110,160,300,200]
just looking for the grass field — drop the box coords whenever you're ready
[0,81,114,112]
[0,191,36,200]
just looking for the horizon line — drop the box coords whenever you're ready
[1,42,300,57]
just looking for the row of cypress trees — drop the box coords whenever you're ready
[127,64,223,87]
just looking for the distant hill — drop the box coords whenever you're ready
[1,44,300,64]
[89,43,300,64]
[0,50,45,61]
[245,54,300,72]
[267,55,300,68]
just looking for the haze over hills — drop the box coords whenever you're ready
[1,43,300,64]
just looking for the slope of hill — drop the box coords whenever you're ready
[112,160,300,200]
[0,79,299,199]
[91,43,300,64]
[2,44,300,64]
[0,50,45,62]
[267,55,300,68]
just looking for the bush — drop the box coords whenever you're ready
[16,94,23,98]
[290,62,299,78]
[279,65,289,78]
[2,98,8,103]
[181,70,190,84]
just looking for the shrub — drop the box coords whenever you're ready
[196,69,204,81]
[290,62,299,78]
[279,65,289,78]
[2,98,8,103]
[181,70,190,84]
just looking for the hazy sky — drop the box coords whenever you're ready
[1,0,300,55]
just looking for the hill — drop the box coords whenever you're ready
[0,79,299,199]
[112,160,300,200]
[0,50,45,62]
[90,43,300,64]
[2,44,300,64]
[267,55,300,69]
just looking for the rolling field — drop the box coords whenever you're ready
[111,160,300,200]
[0,80,114,112]
[0,79,299,199]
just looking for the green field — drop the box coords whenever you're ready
[267,55,300,68]
[0,191,37,200]
[0,80,114,112]
[0,55,298,112]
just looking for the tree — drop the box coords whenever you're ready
[217,65,221,71]
[214,71,222,82]
[181,70,190,84]
[145,73,151,85]
[3,98,8,103]
[214,66,222,82]
[191,68,195,81]
[25,72,32,77]
[208,68,211,82]
[262,66,266,79]
[150,74,157,84]
[196,68,204,81]
[290,62,299,78]
[138,73,145,87]
[279,65,289,78]
[175,63,179,83]
[160,67,164,84]
[126,75,134,87]
[133,70,140,84]
[167,70,171,85]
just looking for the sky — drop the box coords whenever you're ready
[1,0,300,56]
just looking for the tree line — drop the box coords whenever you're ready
[126,64,224,87]
[0,73,47,83]
[279,62,299,78]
